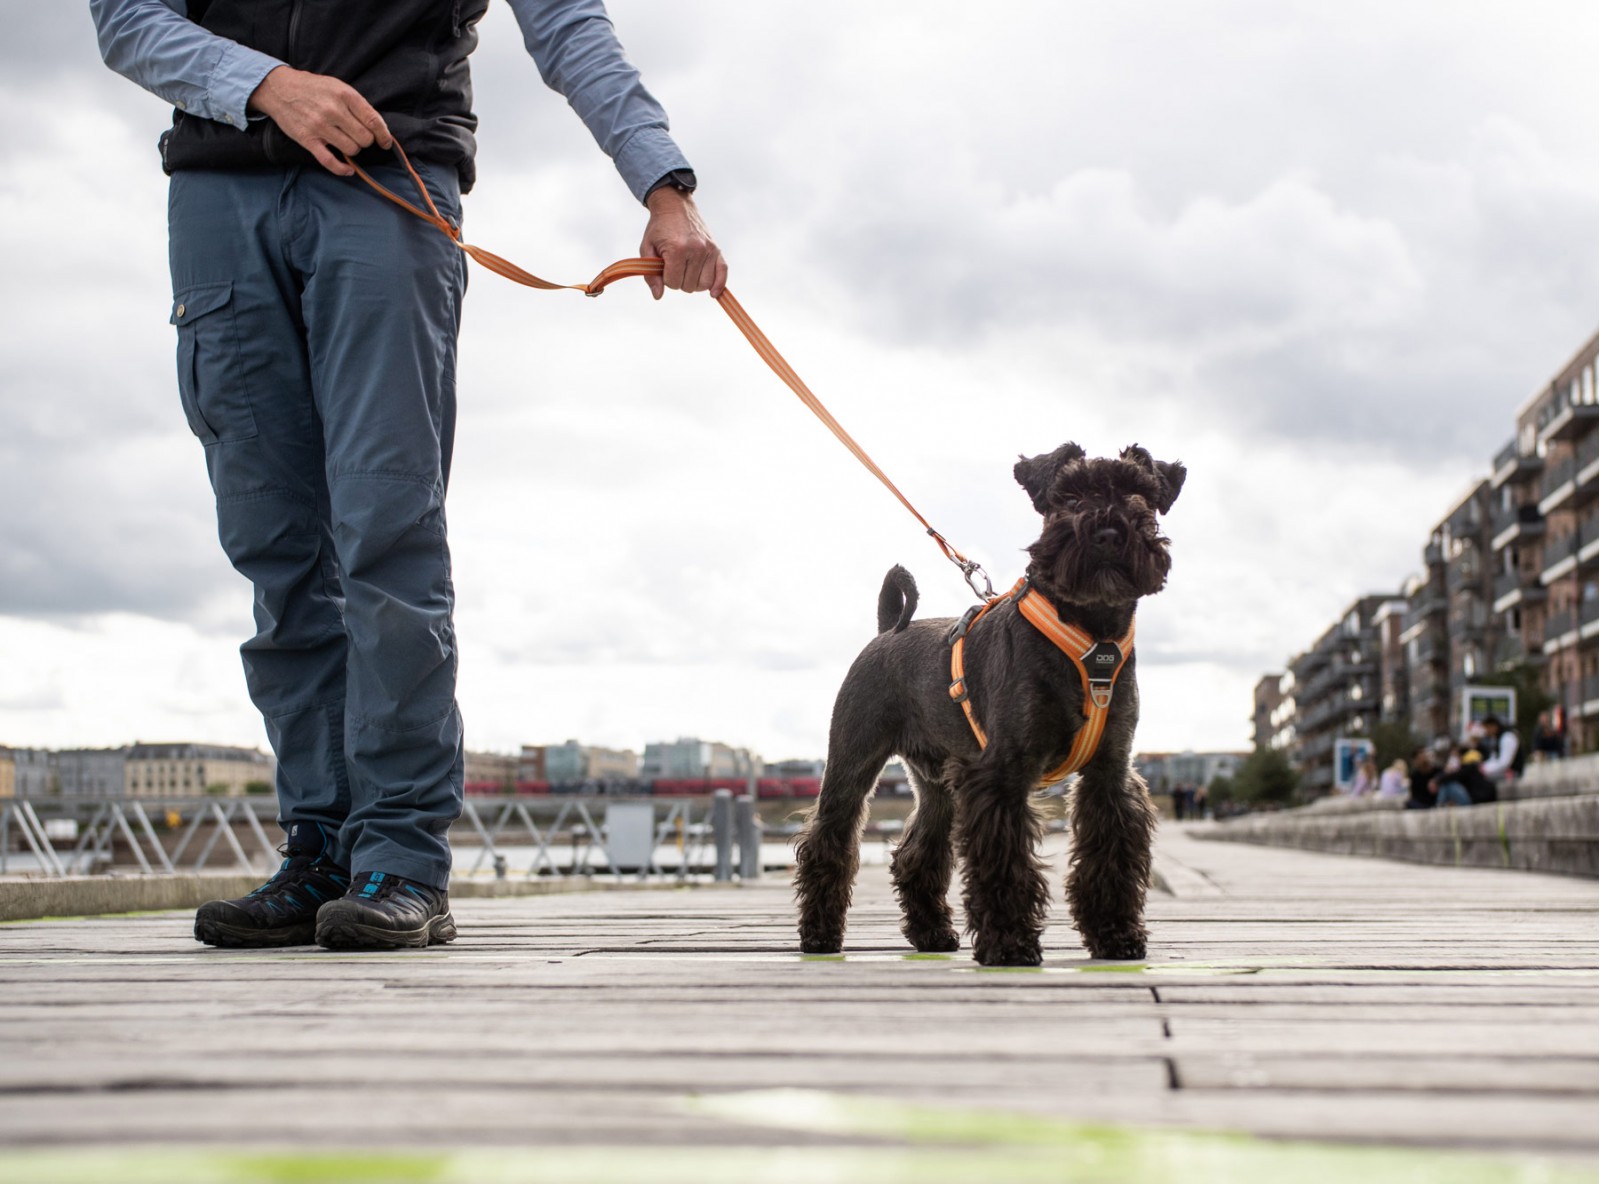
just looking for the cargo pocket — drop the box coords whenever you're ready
[171,282,257,445]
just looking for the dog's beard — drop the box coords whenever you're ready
[1029,512,1172,604]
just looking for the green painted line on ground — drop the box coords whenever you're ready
[3,1125,1590,1184]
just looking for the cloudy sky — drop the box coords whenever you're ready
[1,1,1595,764]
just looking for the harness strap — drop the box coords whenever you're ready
[948,579,1135,783]
[345,143,992,599]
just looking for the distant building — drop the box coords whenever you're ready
[764,758,826,779]
[1519,335,1597,753]
[1287,595,1394,794]
[641,738,757,780]
[0,750,13,798]
[464,750,518,791]
[9,748,54,797]
[54,748,128,798]
[1251,675,1284,750]
[1258,332,1598,782]
[1135,751,1248,794]
[533,741,641,784]
[124,743,273,797]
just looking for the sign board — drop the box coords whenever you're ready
[1460,685,1517,742]
[1333,738,1375,792]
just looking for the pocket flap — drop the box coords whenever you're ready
[171,282,233,326]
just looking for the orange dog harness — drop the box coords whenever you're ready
[947,579,1136,783]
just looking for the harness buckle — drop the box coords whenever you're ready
[946,604,985,645]
[1080,641,1124,711]
[948,678,970,705]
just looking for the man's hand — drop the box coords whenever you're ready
[640,188,727,300]
[248,66,391,176]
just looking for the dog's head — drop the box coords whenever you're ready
[1014,442,1184,606]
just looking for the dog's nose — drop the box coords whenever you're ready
[1094,526,1123,547]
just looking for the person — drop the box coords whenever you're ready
[1533,711,1566,762]
[1405,747,1437,810]
[1347,755,1378,797]
[1376,758,1408,800]
[1432,744,1474,808]
[91,0,726,950]
[1479,715,1522,785]
[1455,749,1498,805]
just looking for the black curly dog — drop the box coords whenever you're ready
[794,442,1185,966]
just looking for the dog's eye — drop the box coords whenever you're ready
[1059,497,1081,511]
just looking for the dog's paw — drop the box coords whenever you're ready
[906,927,960,954]
[972,933,1043,967]
[798,930,844,955]
[1084,933,1146,961]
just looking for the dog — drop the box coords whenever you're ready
[793,442,1184,966]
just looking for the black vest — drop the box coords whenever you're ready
[161,0,490,191]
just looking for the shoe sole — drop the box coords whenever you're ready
[194,916,317,948]
[314,909,457,951]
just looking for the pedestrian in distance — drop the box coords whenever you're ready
[91,0,726,950]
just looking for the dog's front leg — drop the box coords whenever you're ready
[952,754,1050,966]
[1066,755,1157,961]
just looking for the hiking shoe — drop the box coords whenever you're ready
[193,855,351,948]
[315,871,457,950]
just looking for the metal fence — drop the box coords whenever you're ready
[0,790,764,883]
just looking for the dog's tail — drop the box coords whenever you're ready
[876,565,919,634]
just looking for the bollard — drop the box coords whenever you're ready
[735,794,761,880]
[711,789,734,882]
[493,853,508,881]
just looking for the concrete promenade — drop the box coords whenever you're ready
[0,826,1595,1183]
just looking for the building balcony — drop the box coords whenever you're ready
[1491,501,1545,551]
[1492,569,1547,614]
[1541,534,1580,585]
[1537,399,1598,446]
[1579,516,1599,563]
[1579,674,1600,715]
[1445,562,1483,593]
[1543,609,1576,648]
[1491,438,1545,489]
[1422,541,1445,568]
[1582,595,1599,638]
[1539,455,1578,515]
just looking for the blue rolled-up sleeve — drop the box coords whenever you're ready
[504,0,693,203]
[89,0,283,131]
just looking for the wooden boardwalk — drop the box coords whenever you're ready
[0,826,1595,1183]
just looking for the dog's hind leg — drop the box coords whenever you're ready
[952,753,1051,966]
[1066,753,1157,961]
[890,761,959,952]
[794,730,893,954]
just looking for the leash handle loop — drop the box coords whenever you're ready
[349,141,993,596]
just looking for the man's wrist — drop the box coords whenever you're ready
[643,168,697,205]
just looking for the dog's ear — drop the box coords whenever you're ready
[1154,460,1186,513]
[1120,444,1186,514]
[1014,442,1086,514]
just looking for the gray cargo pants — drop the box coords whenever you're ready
[167,159,468,888]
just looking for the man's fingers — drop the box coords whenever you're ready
[308,142,353,176]
[710,256,729,300]
[346,95,392,150]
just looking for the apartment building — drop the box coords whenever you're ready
[54,748,128,798]
[464,750,518,790]
[124,743,273,797]
[1438,481,1503,738]
[529,740,642,784]
[1284,595,1395,793]
[0,750,13,798]
[1527,335,1598,751]
[641,738,758,780]
[1251,675,1285,750]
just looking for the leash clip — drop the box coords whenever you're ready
[958,559,995,602]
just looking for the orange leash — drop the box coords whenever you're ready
[346,143,994,600]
